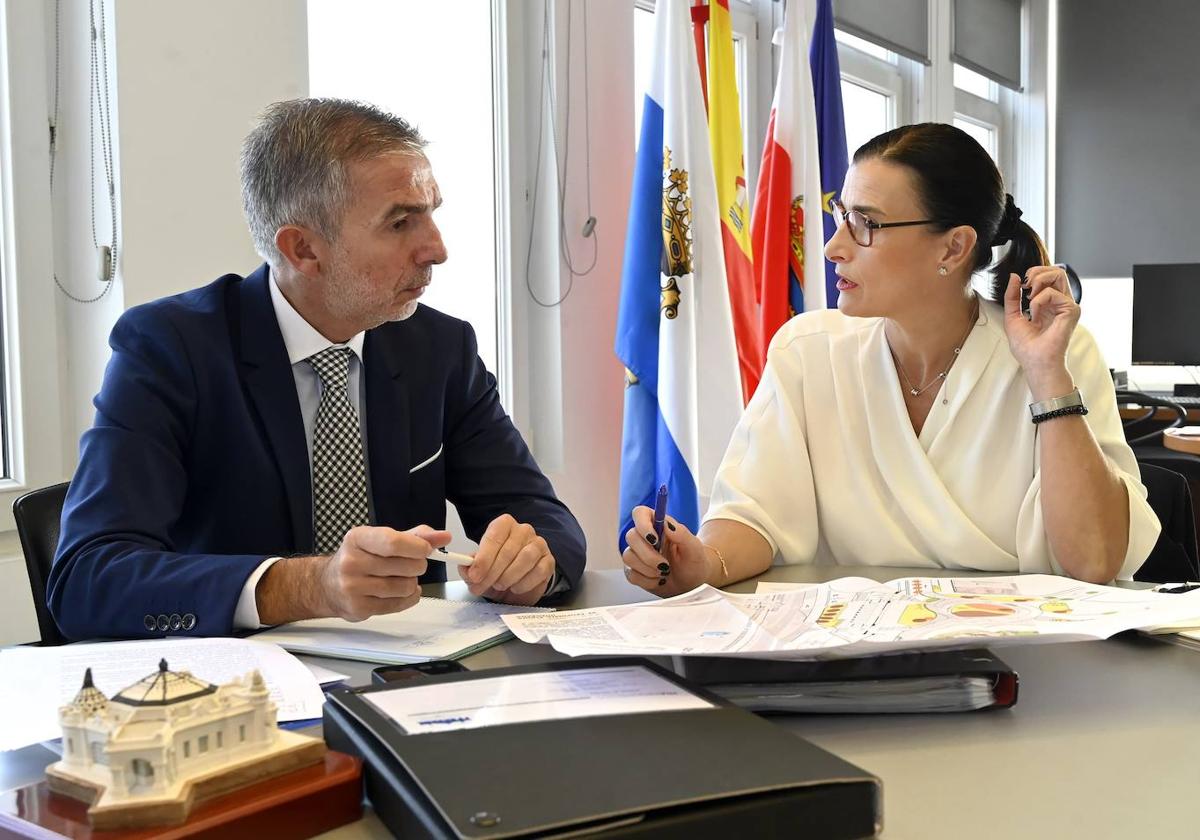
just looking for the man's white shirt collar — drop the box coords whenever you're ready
[269,270,365,365]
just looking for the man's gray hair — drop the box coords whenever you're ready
[240,98,426,266]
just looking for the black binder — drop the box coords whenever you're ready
[323,658,881,839]
[672,649,1019,714]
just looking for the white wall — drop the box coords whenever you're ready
[516,0,643,568]
[113,0,308,309]
[51,0,309,460]
[50,0,125,468]
[0,0,311,646]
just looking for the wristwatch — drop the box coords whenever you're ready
[1029,388,1088,423]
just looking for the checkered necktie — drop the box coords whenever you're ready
[308,347,369,553]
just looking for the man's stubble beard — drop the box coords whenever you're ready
[325,252,425,327]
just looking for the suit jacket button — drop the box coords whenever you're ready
[143,615,157,631]
[181,613,196,631]
[156,614,170,632]
[169,613,182,631]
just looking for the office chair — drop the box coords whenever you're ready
[1134,464,1200,582]
[1116,390,1186,446]
[12,482,70,646]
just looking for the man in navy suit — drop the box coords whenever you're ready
[48,99,586,641]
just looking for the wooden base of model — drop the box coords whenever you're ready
[45,731,326,831]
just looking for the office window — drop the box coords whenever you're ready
[953,63,1010,178]
[0,0,67,527]
[836,28,909,157]
[954,62,998,102]
[841,81,890,161]
[0,180,10,478]
[953,115,998,162]
[308,0,499,375]
[633,1,761,200]
[835,30,896,65]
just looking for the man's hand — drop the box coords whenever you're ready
[463,514,556,606]
[257,524,451,625]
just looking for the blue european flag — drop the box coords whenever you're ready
[809,0,849,309]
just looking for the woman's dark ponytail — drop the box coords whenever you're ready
[990,215,1049,304]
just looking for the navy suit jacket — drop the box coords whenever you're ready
[48,265,586,641]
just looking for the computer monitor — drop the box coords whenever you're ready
[1131,263,1200,366]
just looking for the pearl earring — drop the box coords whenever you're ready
[937,265,948,276]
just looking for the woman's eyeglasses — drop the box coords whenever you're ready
[831,198,945,247]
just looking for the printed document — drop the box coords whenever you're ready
[503,575,1200,660]
[363,665,713,734]
[0,637,325,752]
[255,596,549,663]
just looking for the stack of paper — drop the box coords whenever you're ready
[0,637,326,752]
[255,596,550,664]
[503,575,1200,660]
[715,676,998,713]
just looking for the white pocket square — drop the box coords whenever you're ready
[409,443,444,474]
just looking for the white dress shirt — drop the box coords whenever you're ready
[233,273,368,628]
[705,300,1160,579]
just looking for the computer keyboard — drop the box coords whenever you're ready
[1145,392,1200,406]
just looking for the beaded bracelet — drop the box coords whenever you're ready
[702,544,729,583]
[1031,404,1089,425]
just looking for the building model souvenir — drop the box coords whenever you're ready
[44,659,326,830]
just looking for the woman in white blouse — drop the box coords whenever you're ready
[622,123,1159,593]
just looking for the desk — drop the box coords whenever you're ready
[4,567,1198,839]
[1162,428,1200,456]
[1119,405,1200,423]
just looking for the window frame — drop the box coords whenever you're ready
[724,0,769,203]
[0,0,67,532]
[830,0,1030,192]
[633,0,769,202]
[954,83,1012,177]
[837,35,911,133]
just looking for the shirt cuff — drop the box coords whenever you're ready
[541,565,571,599]
[233,557,282,629]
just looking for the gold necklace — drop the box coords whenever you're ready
[892,300,979,400]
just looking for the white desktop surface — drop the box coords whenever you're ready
[4,567,1197,839]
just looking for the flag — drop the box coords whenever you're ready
[707,0,763,401]
[750,0,826,349]
[615,0,743,551]
[810,0,849,307]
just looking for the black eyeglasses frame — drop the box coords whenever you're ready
[831,198,949,247]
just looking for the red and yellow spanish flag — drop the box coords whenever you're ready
[706,0,762,402]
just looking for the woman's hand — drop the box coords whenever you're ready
[622,506,712,597]
[1002,267,1080,398]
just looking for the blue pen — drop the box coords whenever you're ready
[652,484,669,554]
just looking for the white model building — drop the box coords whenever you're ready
[56,659,276,798]
[47,659,324,829]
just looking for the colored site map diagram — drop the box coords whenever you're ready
[502,575,1200,660]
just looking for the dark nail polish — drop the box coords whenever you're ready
[645,532,658,546]
[658,577,667,586]
[657,562,670,574]
[666,521,677,531]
